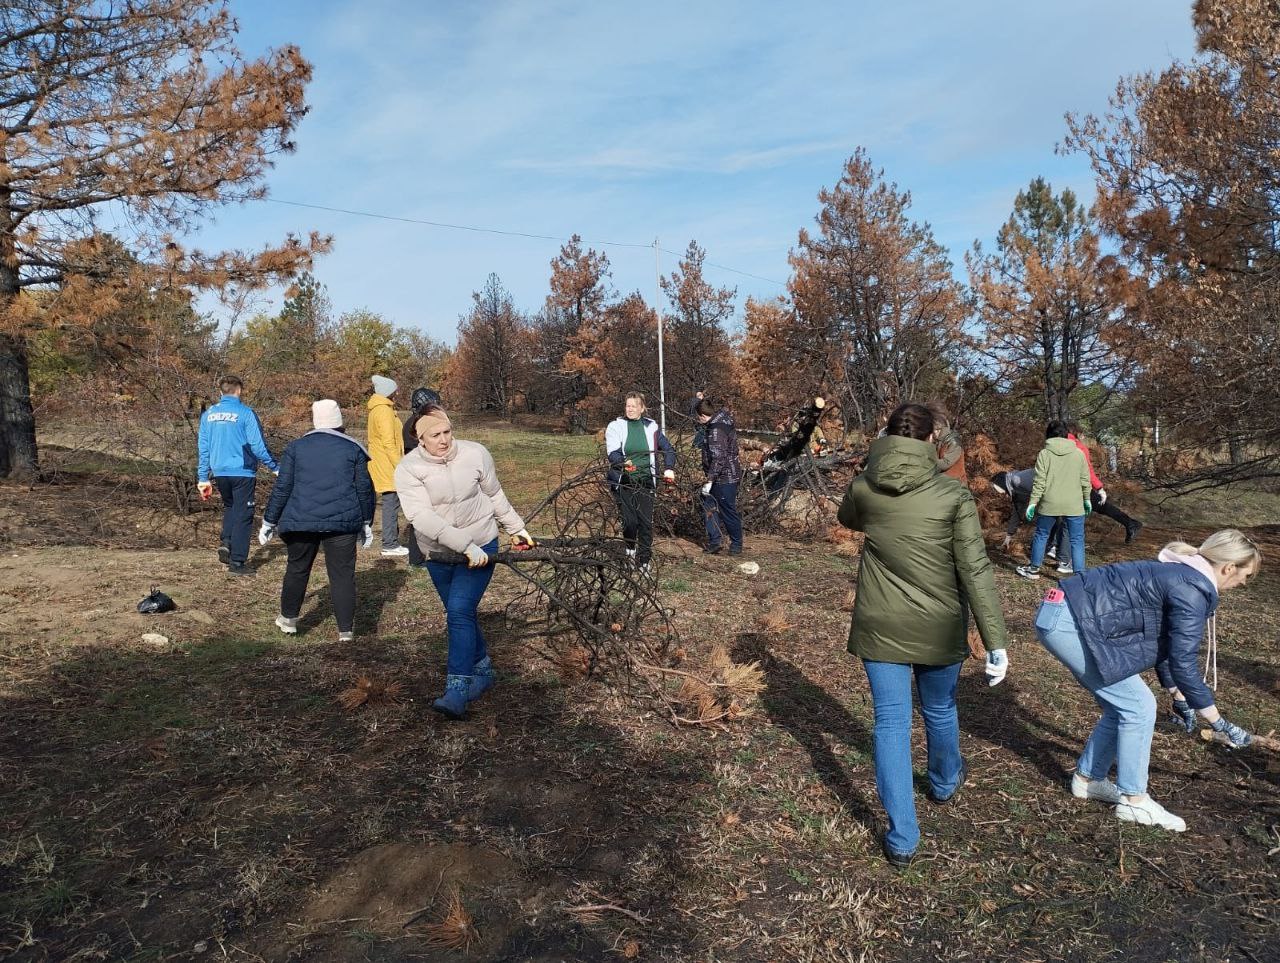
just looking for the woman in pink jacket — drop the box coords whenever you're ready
[395,406,534,719]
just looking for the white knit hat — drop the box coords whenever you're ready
[312,399,343,430]
[371,375,397,397]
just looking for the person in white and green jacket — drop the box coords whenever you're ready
[1018,421,1092,580]
[604,392,676,574]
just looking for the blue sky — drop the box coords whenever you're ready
[193,0,1197,343]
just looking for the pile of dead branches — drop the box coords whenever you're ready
[427,461,762,726]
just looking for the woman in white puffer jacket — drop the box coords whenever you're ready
[395,406,533,719]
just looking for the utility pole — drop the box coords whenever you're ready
[654,237,666,433]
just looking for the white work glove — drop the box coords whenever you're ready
[511,529,536,549]
[985,649,1009,687]
[361,524,374,550]
[271,470,279,477]
[662,469,675,484]
[464,543,491,568]
[1097,487,1108,504]
[197,481,213,499]
[701,481,712,496]
[258,521,276,546]
[999,533,1013,550]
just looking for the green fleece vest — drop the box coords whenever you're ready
[624,418,652,476]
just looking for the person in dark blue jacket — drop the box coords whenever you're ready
[259,400,376,642]
[196,375,280,576]
[1034,529,1260,832]
[695,397,744,556]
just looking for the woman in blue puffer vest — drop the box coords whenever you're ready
[1034,529,1260,832]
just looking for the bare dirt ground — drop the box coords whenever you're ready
[1,452,1278,962]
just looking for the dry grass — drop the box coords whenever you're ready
[421,888,478,951]
[4,426,1280,963]
[336,675,404,711]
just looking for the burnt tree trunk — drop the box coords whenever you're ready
[0,332,36,480]
[0,176,39,478]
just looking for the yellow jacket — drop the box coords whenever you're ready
[366,394,403,493]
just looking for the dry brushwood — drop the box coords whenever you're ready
[336,676,404,712]
[424,460,770,727]
[757,610,793,634]
[646,645,766,727]
[421,888,478,951]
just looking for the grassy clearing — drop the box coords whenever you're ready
[1,424,1278,961]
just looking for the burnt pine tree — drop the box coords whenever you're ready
[0,1,329,477]
[967,178,1125,423]
[451,274,530,416]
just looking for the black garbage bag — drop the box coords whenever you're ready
[137,586,177,614]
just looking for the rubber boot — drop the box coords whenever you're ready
[432,674,472,720]
[468,657,496,702]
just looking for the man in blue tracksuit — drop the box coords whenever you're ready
[197,375,279,576]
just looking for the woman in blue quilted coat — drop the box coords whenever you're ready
[1035,529,1260,832]
[259,400,376,642]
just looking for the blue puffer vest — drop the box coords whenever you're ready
[263,430,376,535]
[1061,560,1218,709]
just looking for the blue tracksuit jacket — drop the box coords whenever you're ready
[197,395,279,481]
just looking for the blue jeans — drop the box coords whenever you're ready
[215,476,257,566]
[862,659,965,855]
[1030,513,1084,571]
[426,538,498,676]
[701,481,743,549]
[1034,598,1155,796]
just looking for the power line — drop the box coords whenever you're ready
[267,198,648,250]
[659,246,786,287]
[264,197,788,287]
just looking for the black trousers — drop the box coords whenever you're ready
[280,532,358,632]
[614,482,656,565]
[1049,490,1137,552]
[408,525,425,565]
[215,476,257,566]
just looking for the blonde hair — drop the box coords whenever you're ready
[624,391,647,410]
[1162,529,1261,573]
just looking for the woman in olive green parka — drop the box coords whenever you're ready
[838,403,1009,866]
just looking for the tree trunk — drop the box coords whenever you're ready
[0,332,38,479]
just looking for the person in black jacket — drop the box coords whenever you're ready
[259,400,376,642]
[1034,529,1260,832]
[403,387,442,568]
[695,397,744,555]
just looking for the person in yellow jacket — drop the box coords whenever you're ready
[368,375,409,557]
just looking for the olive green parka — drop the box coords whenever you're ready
[838,435,1009,664]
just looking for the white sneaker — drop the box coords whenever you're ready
[1071,773,1121,804]
[1046,547,1058,561]
[1115,795,1187,832]
[381,546,410,558]
[1016,565,1041,580]
[1057,563,1074,575]
[337,631,354,642]
[275,615,298,635]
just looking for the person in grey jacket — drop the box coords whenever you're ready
[990,468,1037,548]
[1035,530,1260,832]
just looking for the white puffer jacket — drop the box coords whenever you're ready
[394,439,525,556]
